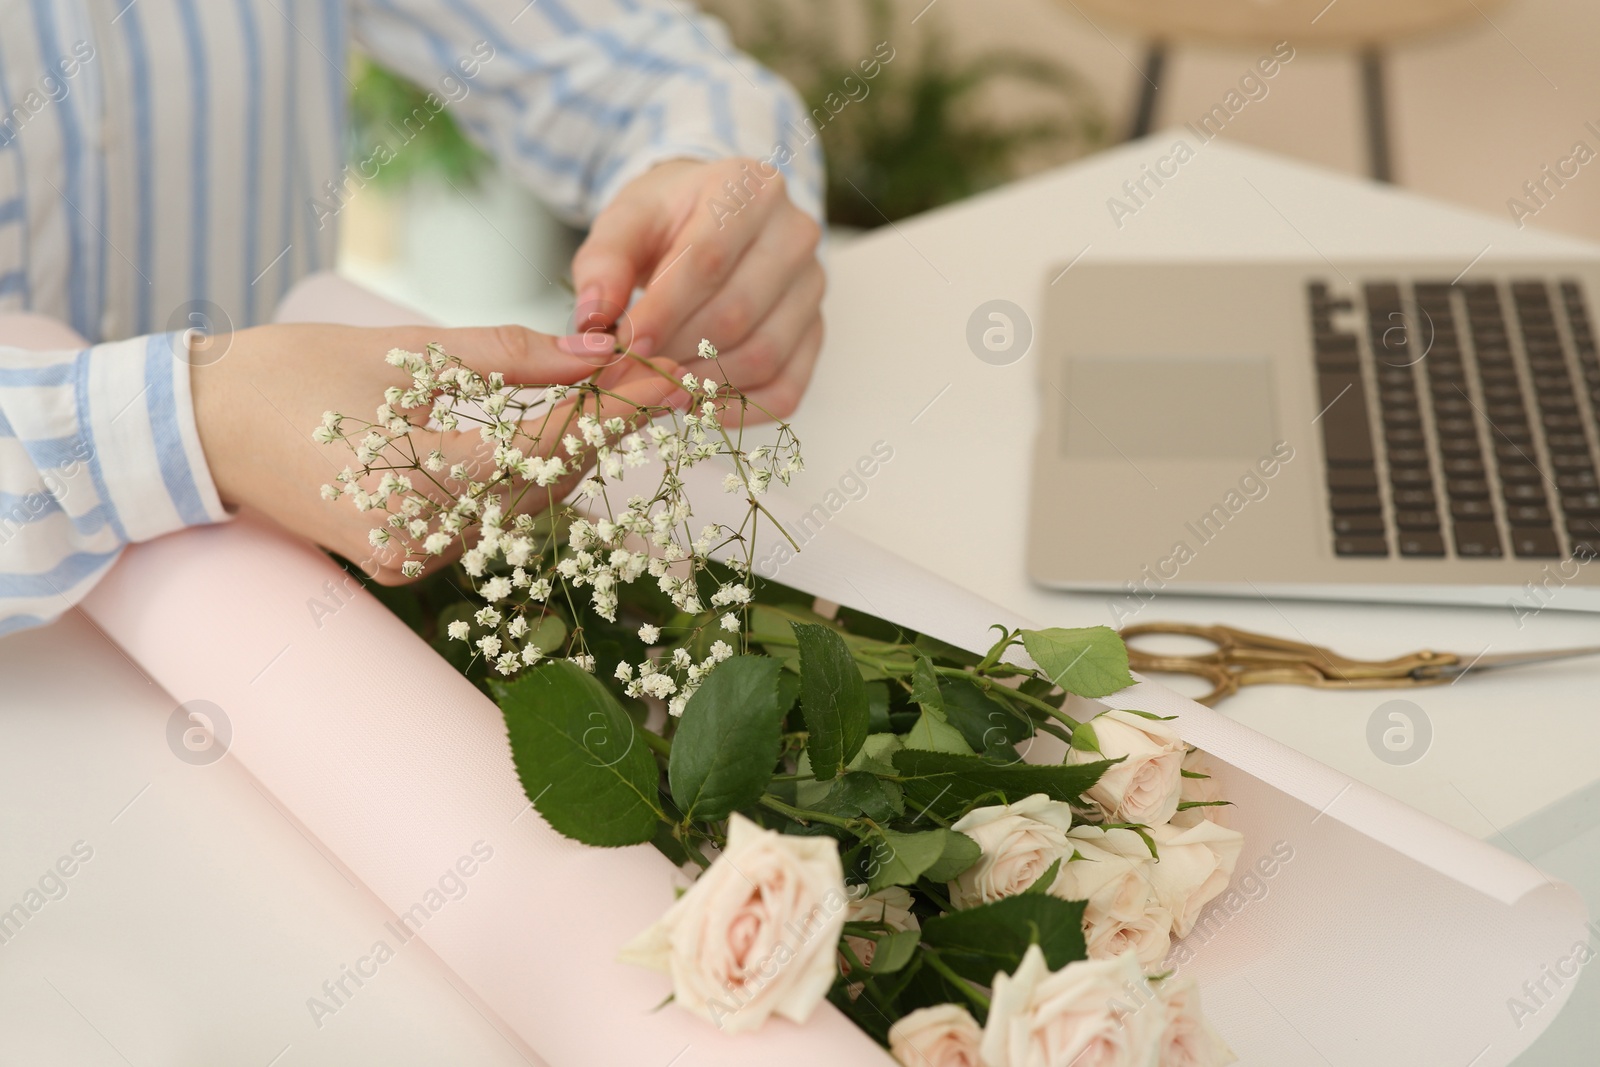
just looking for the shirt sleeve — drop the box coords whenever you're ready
[0,332,229,635]
[348,0,825,225]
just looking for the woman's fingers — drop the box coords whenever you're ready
[661,208,823,388]
[743,315,824,421]
[698,262,826,397]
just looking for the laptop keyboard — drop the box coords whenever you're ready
[1309,277,1600,560]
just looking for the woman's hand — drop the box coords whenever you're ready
[191,322,681,583]
[572,158,826,417]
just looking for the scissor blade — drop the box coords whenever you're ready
[1438,645,1600,678]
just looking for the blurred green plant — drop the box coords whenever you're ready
[348,55,490,190]
[718,0,1107,227]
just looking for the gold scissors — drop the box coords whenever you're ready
[1120,622,1600,707]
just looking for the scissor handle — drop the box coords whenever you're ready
[1117,652,1240,706]
[1120,622,1335,665]
[1119,622,1459,701]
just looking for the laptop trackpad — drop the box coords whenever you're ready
[1062,355,1276,460]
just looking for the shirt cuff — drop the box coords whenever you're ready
[80,331,230,544]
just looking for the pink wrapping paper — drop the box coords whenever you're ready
[57,274,1589,1065]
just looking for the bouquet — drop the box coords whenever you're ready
[312,340,1242,1066]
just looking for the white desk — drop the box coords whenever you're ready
[3,133,1596,1062]
[794,132,1600,839]
[782,131,1600,1063]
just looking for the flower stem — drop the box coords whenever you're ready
[639,729,672,757]
[923,951,992,1012]
[759,794,861,832]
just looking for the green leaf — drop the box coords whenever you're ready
[1021,858,1061,895]
[905,709,974,754]
[792,622,871,780]
[1069,720,1101,754]
[938,676,1032,756]
[1020,626,1133,698]
[911,653,944,711]
[866,928,922,974]
[812,772,905,822]
[866,680,893,733]
[668,656,784,823]
[748,604,915,680]
[495,660,661,847]
[776,670,802,717]
[524,613,568,656]
[921,895,1088,984]
[892,749,1117,822]
[865,828,981,892]
[849,732,902,776]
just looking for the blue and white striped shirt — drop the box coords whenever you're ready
[0,0,820,636]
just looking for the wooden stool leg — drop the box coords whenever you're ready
[1359,47,1394,183]
[1128,41,1167,141]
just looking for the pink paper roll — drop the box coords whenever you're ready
[83,514,894,1065]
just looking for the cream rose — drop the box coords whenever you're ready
[842,885,920,985]
[947,794,1075,909]
[1060,826,1171,970]
[1156,978,1237,1066]
[888,1003,984,1067]
[618,813,847,1033]
[1147,821,1244,939]
[1066,710,1185,825]
[981,944,1162,1067]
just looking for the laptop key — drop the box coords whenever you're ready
[1570,525,1600,556]
[1504,484,1548,504]
[1382,407,1422,428]
[1393,488,1438,509]
[1330,492,1384,515]
[1562,493,1600,516]
[1545,432,1591,453]
[1333,514,1386,536]
[1390,467,1435,488]
[1389,447,1430,467]
[1498,463,1543,484]
[1442,458,1486,478]
[1552,452,1596,472]
[1316,372,1376,465]
[1398,531,1446,557]
[1447,478,1491,499]
[1449,499,1494,520]
[1452,523,1504,557]
[1396,510,1442,531]
[1440,436,1485,458]
[1506,504,1553,526]
[1385,427,1426,448]
[1511,527,1562,558]
[1557,470,1599,492]
[1334,536,1390,557]
[1327,468,1379,491]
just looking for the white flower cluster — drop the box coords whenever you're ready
[313,341,803,680]
[615,625,735,716]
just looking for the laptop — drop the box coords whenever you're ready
[1028,262,1600,613]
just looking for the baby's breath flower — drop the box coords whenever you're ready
[311,339,801,679]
